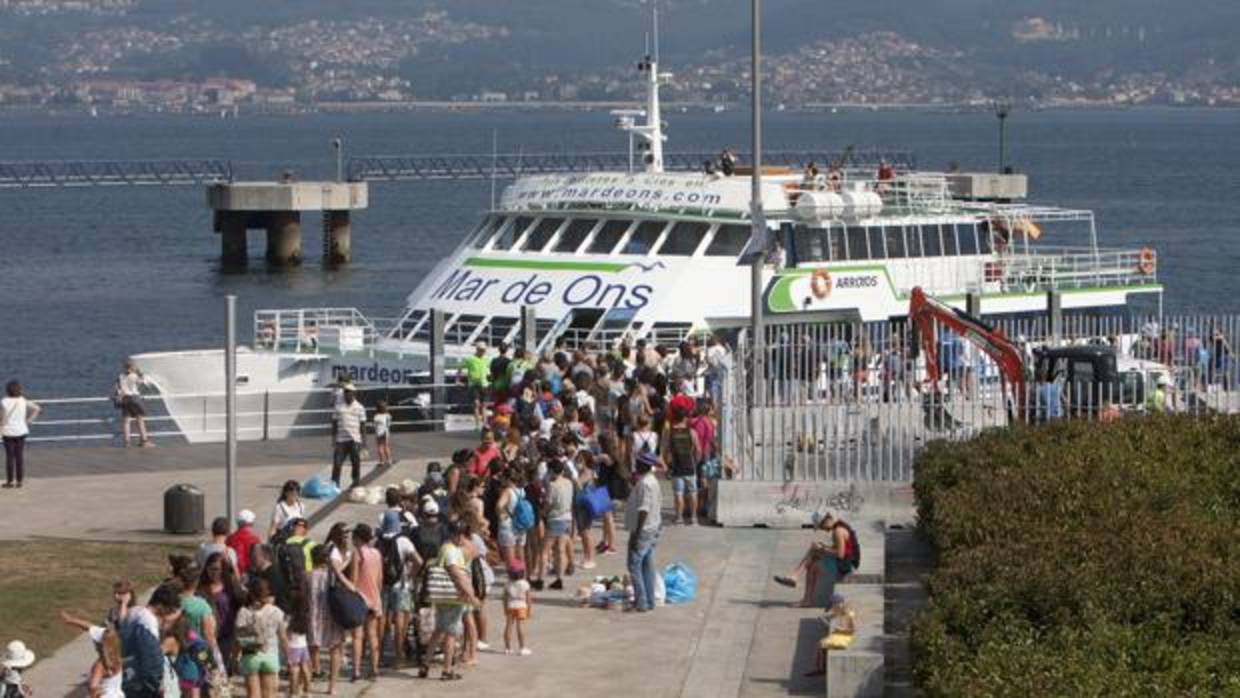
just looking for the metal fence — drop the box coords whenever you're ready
[722,313,1240,482]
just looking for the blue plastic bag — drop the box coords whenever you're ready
[662,563,697,604]
[302,474,340,500]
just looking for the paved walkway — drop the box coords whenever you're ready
[21,438,907,698]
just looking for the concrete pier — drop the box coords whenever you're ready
[207,180,367,267]
[323,209,352,266]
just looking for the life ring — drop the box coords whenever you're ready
[1137,247,1156,275]
[810,269,832,299]
[983,261,1003,283]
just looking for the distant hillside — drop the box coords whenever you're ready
[2,0,1238,104]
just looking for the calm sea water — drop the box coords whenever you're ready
[2,107,1238,397]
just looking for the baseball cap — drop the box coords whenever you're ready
[287,516,308,530]
[237,509,256,525]
[421,497,440,516]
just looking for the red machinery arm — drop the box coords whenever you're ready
[909,287,1027,408]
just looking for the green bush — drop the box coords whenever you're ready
[910,415,1240,697]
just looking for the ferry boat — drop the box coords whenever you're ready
[133,47,1163,442]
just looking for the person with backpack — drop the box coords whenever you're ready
[495,469,529,566]
[773,511,861,608]
[661,403,702,526]
[377,510,421,668]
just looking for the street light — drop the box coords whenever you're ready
[332,137,344,182]
[992,98,1013,173]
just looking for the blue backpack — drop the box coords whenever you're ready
[512,490,535,532]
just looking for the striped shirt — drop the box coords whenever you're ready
[335,401,366,443]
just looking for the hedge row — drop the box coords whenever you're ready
[910,415,1240,697]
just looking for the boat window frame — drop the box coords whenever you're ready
[884,224,906,259]
[825,225,844,262]
[491,216,534,252]
[620,219,671,256]
[844,225,869,261]
[922,223,944,257]
[469,215,503,249]
[519,216,567,253]
[656,220,712,257]
[958,222,979,255]
[904,224,923,258]
[940,223,959,256]
[977,220,994,254]
[586,219,635,255]
[704,223,752,257]
[868,225,887,260]
[551,218,601,254]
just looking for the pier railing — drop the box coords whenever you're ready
[26,382,468,445]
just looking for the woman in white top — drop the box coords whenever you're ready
[115,360,152,447]
[2,381,40,489]
[269,480,306,540]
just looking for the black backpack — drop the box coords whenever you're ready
[277,538,311,587]
[378,536,404,587]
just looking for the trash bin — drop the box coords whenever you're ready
[164,484,205,534]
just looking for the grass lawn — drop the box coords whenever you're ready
[0,540,192,660]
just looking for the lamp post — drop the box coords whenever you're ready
[749,0,766,383]
[993,99,1012,173]
[332,137,343,182]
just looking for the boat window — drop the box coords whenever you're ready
[958,223,978,255]
[622,220,668,255]
[481,316,518,346]
[470,216,502,249]
[922,224,943,257]
[884,225,906,259]
[868,226,887,259]
[658,221,710,256]
[904,225,923,257]
[587,219,632,254]
[793,226,826,262]
[845,226,869,260]
[521,217,564,252]
[977,220,993,254]
[553,219,597,253]
[825,227,844,261]
[492,216,532,251]
[447,314,485,345]
[705,224,751,256]
[940,223,958,256]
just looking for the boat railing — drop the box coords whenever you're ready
[995,246,1157,292]
[253,308,386,354]
[786,171,953,215]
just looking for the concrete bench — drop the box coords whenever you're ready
[825,582,885,698]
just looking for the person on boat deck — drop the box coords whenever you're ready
[766,239,786,271]
[719,148,736,176]
[702,159,718,177]
[826,163,843,192]
[801,162,824,191]
[876,159,895,193]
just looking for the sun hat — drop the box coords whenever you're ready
[237,509,256,525]
[2,640,35,669]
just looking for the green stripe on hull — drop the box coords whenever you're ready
[465,256,628,273]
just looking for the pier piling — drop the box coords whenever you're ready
[207,181,367,268]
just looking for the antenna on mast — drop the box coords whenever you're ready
[613,0,669,173]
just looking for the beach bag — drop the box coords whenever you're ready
[663,563,698,605]
[425,565,460,604]
[512,492,536,532]
[583,484,613,520]
[328,581,368,629]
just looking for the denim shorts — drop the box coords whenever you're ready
[434,604,466,637]
[672,475,698,496]
[547,517,572,537]
[497,520,526,548]
[383,585,413,614]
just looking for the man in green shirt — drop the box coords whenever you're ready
[459,341,491,428]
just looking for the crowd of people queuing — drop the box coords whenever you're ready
[49,334,729,696]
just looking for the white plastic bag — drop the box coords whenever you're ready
[653,570,666,606]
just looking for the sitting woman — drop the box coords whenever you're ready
[772,511,856,608]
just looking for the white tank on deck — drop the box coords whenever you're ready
[794,190,845,220]
[840,189,883,219]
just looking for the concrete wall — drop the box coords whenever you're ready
[207,181,368,211]
[715,479,915,528]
